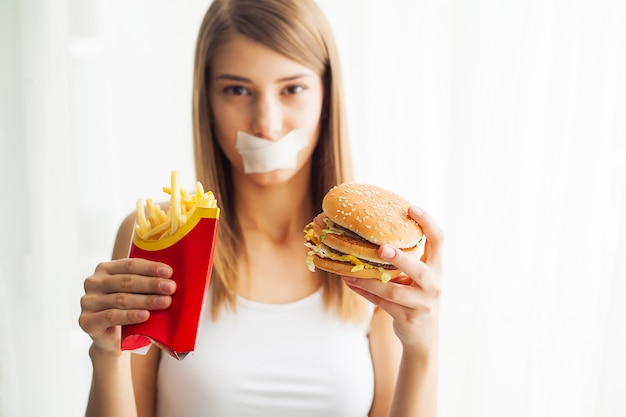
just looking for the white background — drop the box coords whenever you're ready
[1,0,625,416]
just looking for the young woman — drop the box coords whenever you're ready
[78,0,443,416]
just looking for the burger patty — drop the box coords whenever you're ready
[313,213,378,250]
[312,214,379,250]
[305,215,396,269]
[312,213,409,265]
[318,243,397,270]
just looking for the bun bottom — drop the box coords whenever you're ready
[311,255,402,280]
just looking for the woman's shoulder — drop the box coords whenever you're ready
[111,211,136,259]
[111,200,171,259]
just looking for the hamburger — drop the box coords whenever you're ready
[304,183,424,283]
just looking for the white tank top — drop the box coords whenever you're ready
[156,288,375,417]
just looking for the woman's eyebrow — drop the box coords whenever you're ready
[214,73,251,82]
[276,73,315,82]
[214,73,314,83]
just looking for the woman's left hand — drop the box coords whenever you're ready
[342,205,443,354]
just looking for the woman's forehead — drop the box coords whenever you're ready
[210,36,320,81]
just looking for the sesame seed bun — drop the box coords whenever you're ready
[322,183,423,248]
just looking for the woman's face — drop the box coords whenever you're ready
[208,35,324,186]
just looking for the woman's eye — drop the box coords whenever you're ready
[283,85,306,95]
[223,86,250,96]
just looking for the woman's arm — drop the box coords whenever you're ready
[343,206,443,417]
[132,346,161,417]
[367,304,439,417]
[86,348,138,417]
[81,214,171,417]
[368,307,402,417]
[388,345,438,417]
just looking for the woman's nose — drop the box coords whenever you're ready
[251,94,283,140]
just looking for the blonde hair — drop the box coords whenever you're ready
[191,0,366,321]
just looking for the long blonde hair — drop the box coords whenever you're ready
[191,0,366,321]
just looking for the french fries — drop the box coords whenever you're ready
[135,170,217,240]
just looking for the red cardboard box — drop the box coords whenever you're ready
[121,207,219,360]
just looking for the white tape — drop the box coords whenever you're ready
[235,129,308,174]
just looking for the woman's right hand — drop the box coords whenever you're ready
[78,258,176,355]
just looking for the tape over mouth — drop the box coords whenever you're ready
[235,128,308,173]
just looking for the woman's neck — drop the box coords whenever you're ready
[231,162,325,302]
[233,166,315,244]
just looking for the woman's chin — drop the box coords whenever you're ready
[245,168,298,187]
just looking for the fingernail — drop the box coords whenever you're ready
[155,296,170,306]
[159,280,176,293]
[380,244,396,260]
[410,205,423,217]
[342,276,357,283]
[158,266,173,277]
[136,310,150,321]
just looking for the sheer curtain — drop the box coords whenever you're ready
[2,0,624,416]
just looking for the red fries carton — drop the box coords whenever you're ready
[121,206,219,360]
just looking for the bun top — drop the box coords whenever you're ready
[322,183,423,248]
